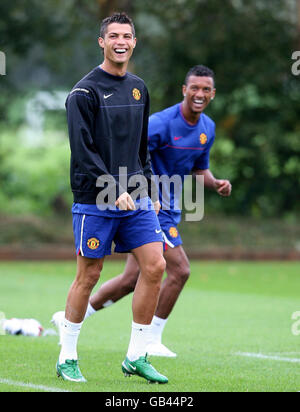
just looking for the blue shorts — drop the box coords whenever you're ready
[158,211,183,251]
[73,208,164,259]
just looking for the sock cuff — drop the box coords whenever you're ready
[84,302,97,319]
[63,318,83,334]
[132,321,152,332]
[152,315,168,327]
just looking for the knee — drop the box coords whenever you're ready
[86,265,101,288]
[157,256,167,276]
[170,263,190,286]
[76,261,102,291]
[144,256,166,283]
[180,263,191,284]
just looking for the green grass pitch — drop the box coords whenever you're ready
[0,260,299,392]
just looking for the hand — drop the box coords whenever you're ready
[153,200,161,215]
[115,192,136,211]
[215,179,232,197]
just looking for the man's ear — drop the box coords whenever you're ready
[211,88,216,101]
[182,84,187,97]
[98,37,104,49]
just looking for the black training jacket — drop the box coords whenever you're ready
[66,66,156,205]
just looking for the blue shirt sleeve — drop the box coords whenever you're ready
[148,114,168,152]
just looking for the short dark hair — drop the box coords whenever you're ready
[100,12,135,38]
[185,65,215,86]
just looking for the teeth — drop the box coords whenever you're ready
[194,100,204,104]
[115,49,126,53]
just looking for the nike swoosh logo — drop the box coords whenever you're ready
[155,229,162,234]
[174,136,183,141]
[122,362,136,372]
[104,93,113,99]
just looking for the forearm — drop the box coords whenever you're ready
[194,168,232,197]
[194,169,217,191]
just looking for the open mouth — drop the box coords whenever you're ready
[192,98,206,109]
[193,99,205,105]
[114,48,127,55]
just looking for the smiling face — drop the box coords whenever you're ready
[98,22,136,72]
[182,75,216,117]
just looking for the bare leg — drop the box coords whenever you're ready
[58,255,104,369]
[155,245,190,319]
[124,243,169,383]
[89,245,190,320]
[143,245,190,357]
[125,241,166,365]
[90,254,139,311]
[65,255,104,323]
[131,242,166,324]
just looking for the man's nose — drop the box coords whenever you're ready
[195,90,205,98]
[116,37,127,45]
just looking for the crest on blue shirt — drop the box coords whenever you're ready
[200,133,207,145]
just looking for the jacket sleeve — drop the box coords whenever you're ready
[66,89,126,196]
[139,89,159,203]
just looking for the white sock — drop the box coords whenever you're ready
[126,321,152,362]
[59,318,83,364]
[150,316,168,344]
[84,302,97,320]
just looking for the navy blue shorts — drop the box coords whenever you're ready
[158,212,183,251]
[73,209,164,259]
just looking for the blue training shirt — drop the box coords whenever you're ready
[148,103,215,220]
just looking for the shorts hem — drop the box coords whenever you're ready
[75,248,112,259]
[115,238,163,254]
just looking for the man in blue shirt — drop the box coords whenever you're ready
[53,65,232,359]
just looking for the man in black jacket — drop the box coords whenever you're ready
[56,13,168,384]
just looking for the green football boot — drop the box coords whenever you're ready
[122,354,168,384]
[56,359,87,383]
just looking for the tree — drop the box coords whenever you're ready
[298,0,300,47]
[0,0,299,217]
[96,0,134,18]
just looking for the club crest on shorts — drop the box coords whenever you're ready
[200,133,207,145]
[132,88,141,101]
[87,237,100,250]
[169,227,178,238]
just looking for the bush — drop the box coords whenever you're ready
[0,128,72,216]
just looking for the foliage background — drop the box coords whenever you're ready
[0,0,299,251]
